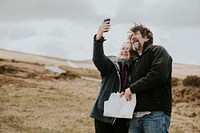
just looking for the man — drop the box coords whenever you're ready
[125,24,172,133]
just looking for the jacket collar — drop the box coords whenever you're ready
[142,41,153,54]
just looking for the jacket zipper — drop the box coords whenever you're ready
[112,118,116,125]
[111,62,121,125]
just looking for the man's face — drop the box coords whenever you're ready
[130,31,149,51]
[119,42,131,60]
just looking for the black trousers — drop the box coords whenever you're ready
[94,119,128,133]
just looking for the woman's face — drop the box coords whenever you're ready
[119,42,131,60]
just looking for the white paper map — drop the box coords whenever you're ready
[103,93,136,119]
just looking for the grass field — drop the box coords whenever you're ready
[0,49,200,133]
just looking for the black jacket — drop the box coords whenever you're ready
[130,42,173,115]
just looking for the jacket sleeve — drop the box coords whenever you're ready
[130,45,172,93]
[92,34,114,77]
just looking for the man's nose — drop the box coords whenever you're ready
[131,35,136,39]
[131,37,137,42]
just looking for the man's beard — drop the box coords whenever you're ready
[132,42,141,51]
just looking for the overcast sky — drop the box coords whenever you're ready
[0,0,200,65]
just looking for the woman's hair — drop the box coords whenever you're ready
[124,41,137,60]
[129,23,153,44]
[116,42,137,61]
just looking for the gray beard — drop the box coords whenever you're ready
[133,42,140,51]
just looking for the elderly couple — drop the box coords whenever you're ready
[90,20,172,133]
[91,21,172,133]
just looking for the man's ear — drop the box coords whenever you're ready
[144,36,149,42]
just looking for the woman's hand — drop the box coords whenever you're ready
[119,91,125,98]
[96,21,111,40]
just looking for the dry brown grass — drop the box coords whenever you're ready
[0,49,200,133]
[0,59,98,133]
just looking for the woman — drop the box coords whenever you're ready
[90,20,136,133]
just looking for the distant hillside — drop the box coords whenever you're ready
[1,48,200,79]
[0,48,68,66]
[172,63,200,79]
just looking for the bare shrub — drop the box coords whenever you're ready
[172,77,179,87]
[183,75,200,87]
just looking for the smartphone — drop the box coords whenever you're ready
[104,18,111,23]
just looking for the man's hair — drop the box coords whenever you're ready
[130,24,153,44]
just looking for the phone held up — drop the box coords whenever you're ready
[103,18,110,33]
[104,18,111,24]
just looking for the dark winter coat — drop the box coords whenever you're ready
[130,42,173,115]
[90,35,130,124]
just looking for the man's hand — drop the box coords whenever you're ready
[96,21,111,40]
[125,88,133,101]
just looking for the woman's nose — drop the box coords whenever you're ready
[123,49,129,52]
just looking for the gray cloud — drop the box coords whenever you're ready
[0,0,200,65]
[0,24,36,40]
[0,0,99,23]
[114,0,200,28]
